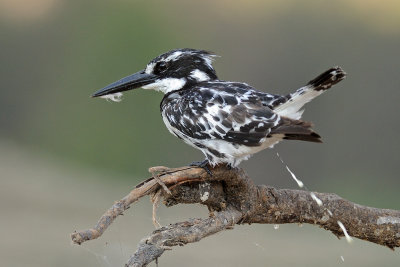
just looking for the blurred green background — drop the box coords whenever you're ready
[1,0,399,266]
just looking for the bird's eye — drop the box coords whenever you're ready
[156,62,168,73]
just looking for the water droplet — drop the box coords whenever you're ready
[337,221,353,243]
[310,192,323,206]
[273,224,279,230]
[276,153,304,188]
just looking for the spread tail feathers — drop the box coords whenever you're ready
[273,66,346,120]
[270,117,322,143]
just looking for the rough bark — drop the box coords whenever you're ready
[70,165,400,267]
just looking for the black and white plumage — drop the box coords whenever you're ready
[93,49,346,167]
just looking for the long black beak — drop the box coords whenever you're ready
[92,70,157,97]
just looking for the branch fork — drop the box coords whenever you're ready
[71,165,400,267]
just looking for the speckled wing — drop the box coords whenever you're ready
[161,82,283,147]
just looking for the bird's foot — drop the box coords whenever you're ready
[189,159,213,176]
[226,164,240,171]
[225,164,233,170]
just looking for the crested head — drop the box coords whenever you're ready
[142,48,219,93]
[92,48,220,100]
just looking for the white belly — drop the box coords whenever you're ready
[192,136,283,166]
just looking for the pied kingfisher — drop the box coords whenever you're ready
[92,48,346,170]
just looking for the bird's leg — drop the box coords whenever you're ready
[189,159,213,176]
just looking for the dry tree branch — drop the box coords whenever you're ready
[126,207,242,267]
[70,166,205,244]
[70,165,400,267]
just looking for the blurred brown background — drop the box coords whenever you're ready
[0,0,399,266]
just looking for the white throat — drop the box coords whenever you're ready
[142,78,187,94]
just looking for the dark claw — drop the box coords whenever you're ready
[189,159,213,176]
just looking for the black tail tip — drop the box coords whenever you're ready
[307,66,346,91]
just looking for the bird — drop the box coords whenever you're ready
[92,48,346,173]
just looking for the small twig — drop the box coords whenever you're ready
[151,190,163,229]
[149,166,172,195]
